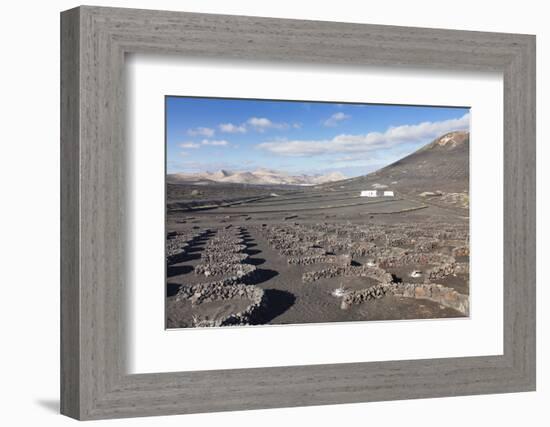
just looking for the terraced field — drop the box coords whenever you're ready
[166,131,470,328]
[166,184,469,328]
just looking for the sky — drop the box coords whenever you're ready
[166,96,470,177]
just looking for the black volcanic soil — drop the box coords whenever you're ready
[240,227,461,324]
[166,190,469,327]
[165,131,470,328]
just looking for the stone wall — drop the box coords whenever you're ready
[166,229,209,265]
[200,252,248,264]
[279,246,326,257]
[287,254,352,266]
[452,245,470,257]
[377,252,454,268]
[425,262,457,281]
[303,265,393,284]
[195,262,256,278]
[340,284,388,309]
[341,282,469,315]
[414,238,439,253]
[176,283,266,327]
[387,283,469,315]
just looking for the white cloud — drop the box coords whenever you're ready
[177,160,246,172]
[201,139,229,146]
[258,113,470,157]
[247,117,272,128]
[178,142,200,149]
[179,151,190,157]
[247,117,289,132]
[323,112,351,127]
[219,123,247,134]
[335,155,369,162]
[218,118,299,134]
[187,127,215,137]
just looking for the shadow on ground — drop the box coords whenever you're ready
[167,265,193,277]
[256,289,296,323]
[250,268,279,285]
[35,399,59,414]
[167,283,181,297]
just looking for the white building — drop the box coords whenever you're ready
[360,190,378,197]
[383,191,394,197]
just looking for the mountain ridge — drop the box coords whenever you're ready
[167,168,347,186]
[320,130,469,196]
[168,130,469,193]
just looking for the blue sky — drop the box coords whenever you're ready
[166,96,470,177]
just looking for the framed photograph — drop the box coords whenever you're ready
[164,97,472,329]
[61,6,536,420]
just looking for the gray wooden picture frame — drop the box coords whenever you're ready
[60,5,536,420]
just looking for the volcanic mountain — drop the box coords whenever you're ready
[323,131,469,193]
[167,168,347,186]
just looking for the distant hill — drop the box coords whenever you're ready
[167,168,347,186]
[320,131,470,209]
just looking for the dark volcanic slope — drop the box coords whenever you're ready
[322,131,469,195]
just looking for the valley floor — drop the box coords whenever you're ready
[165,185,469,328]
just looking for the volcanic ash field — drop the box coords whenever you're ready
[165,131,470,328]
